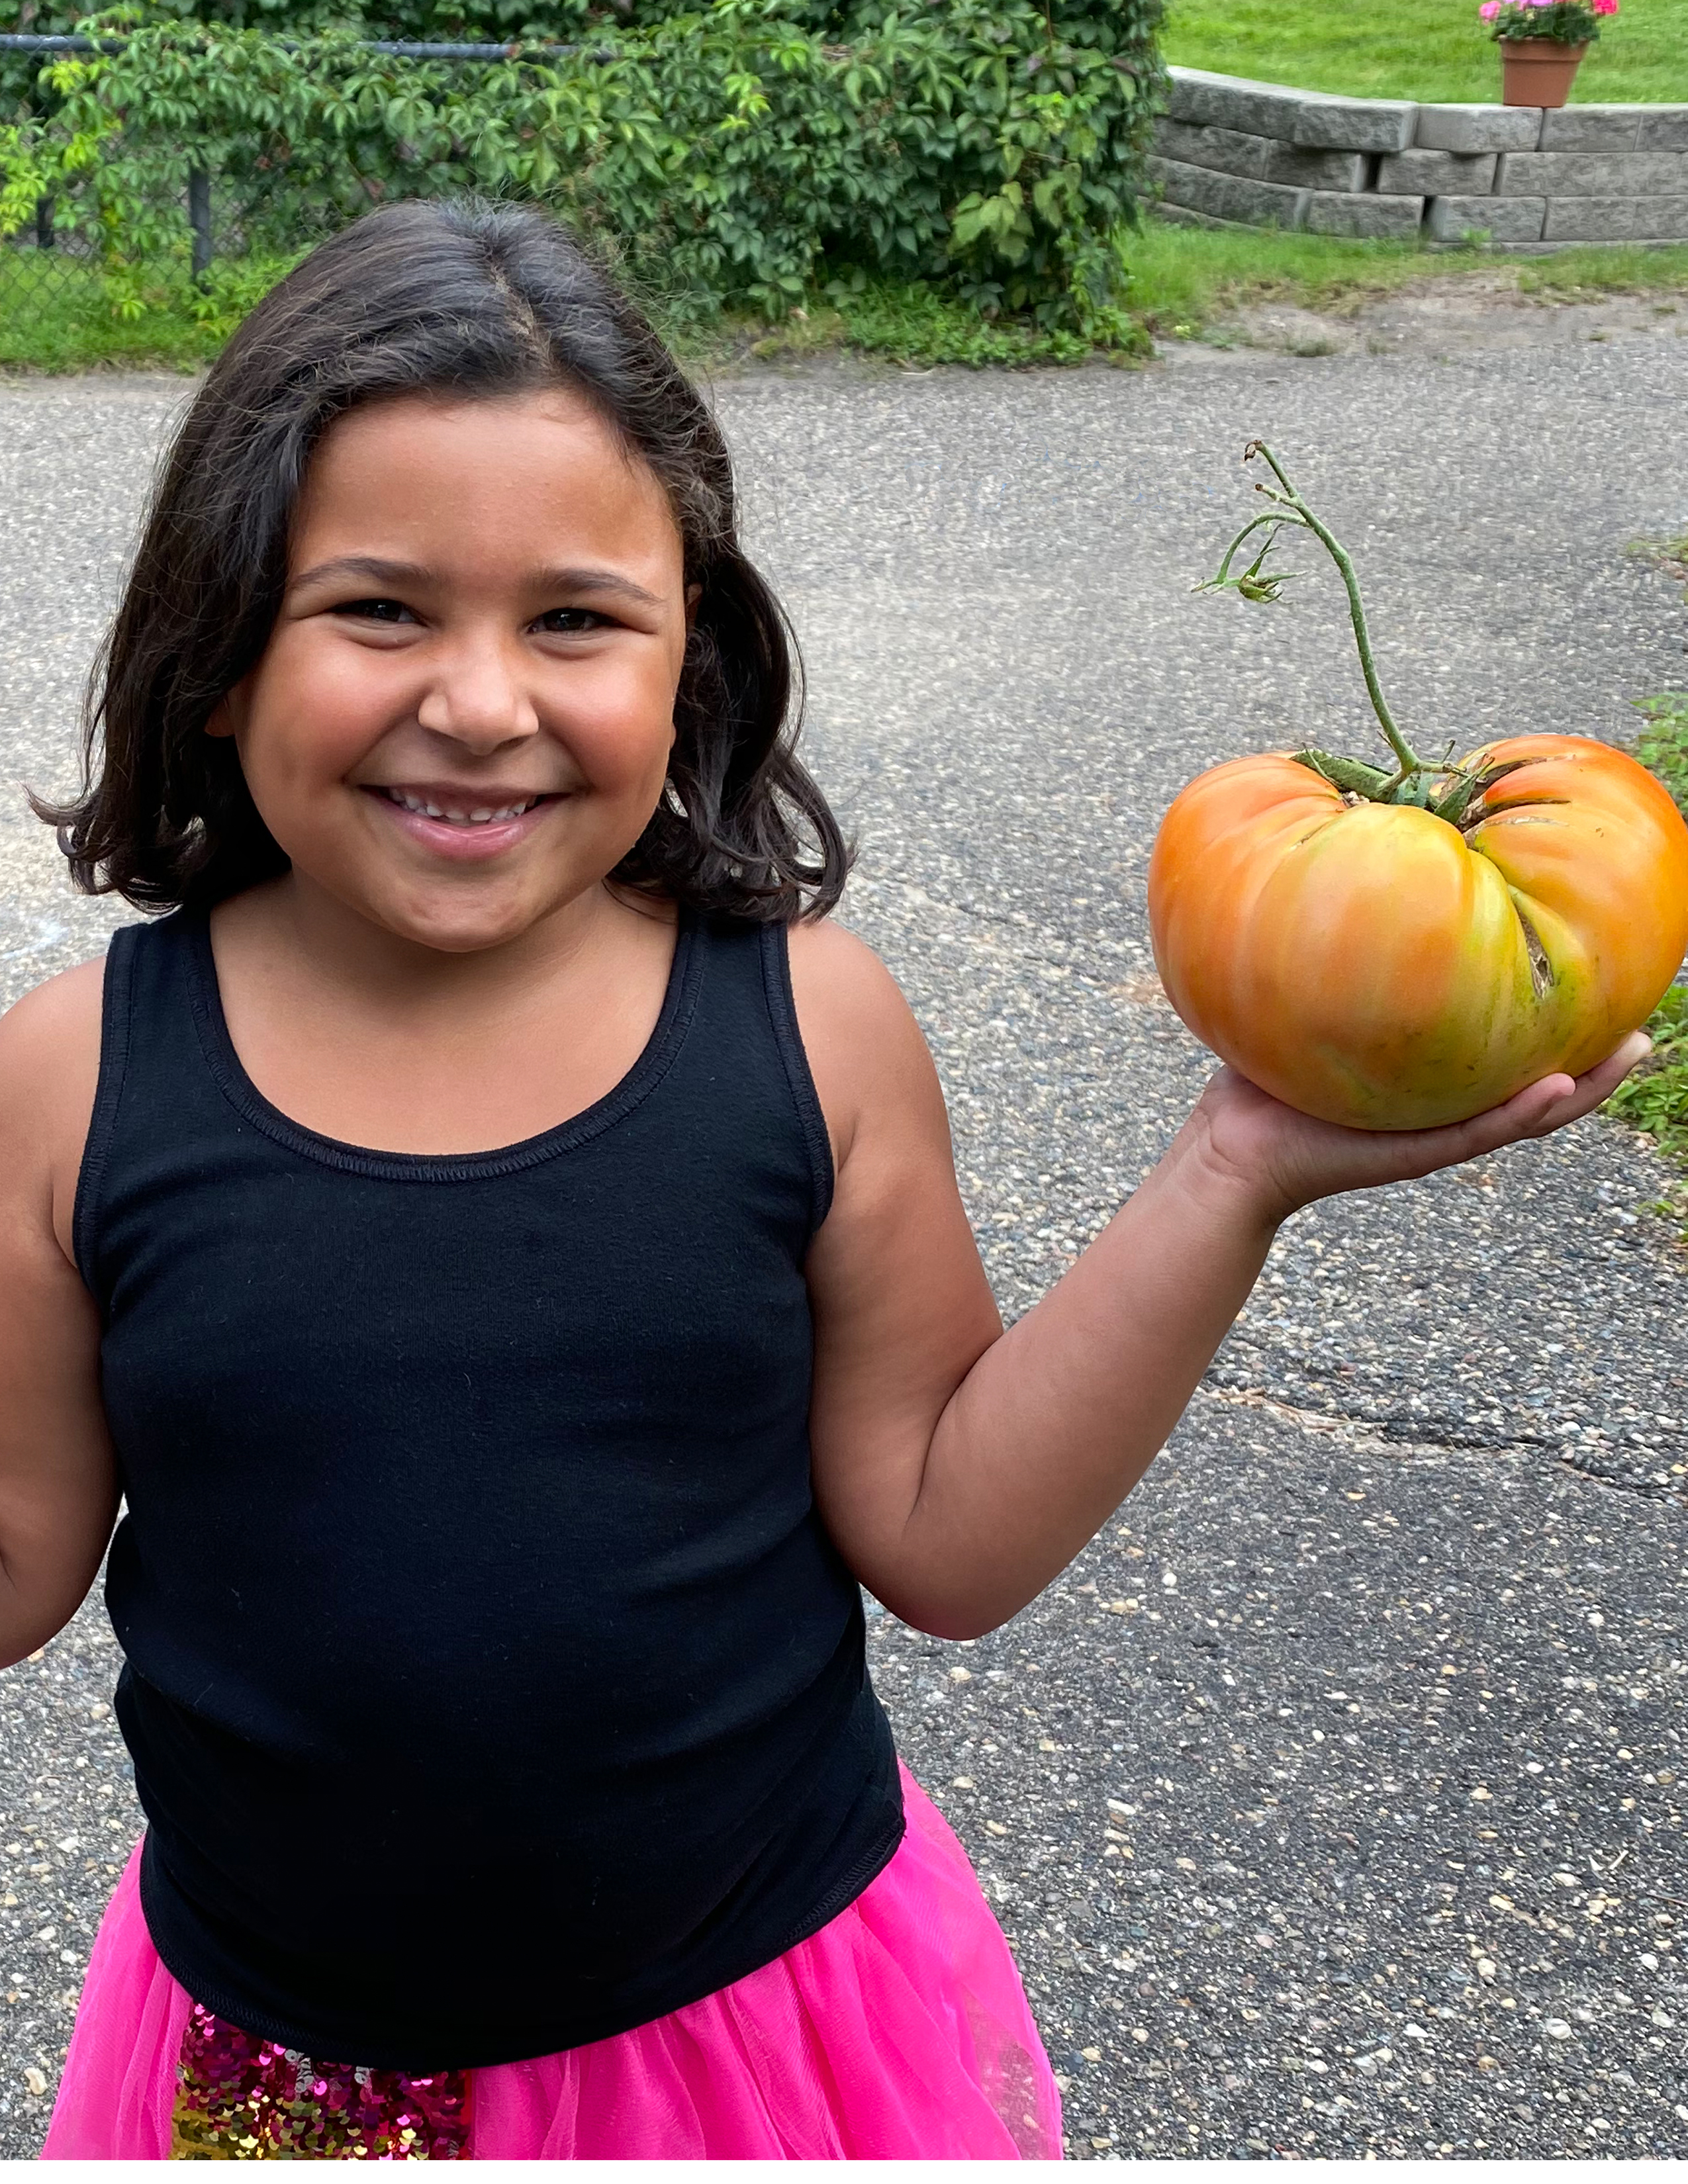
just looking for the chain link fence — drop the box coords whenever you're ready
[1,30,586,350]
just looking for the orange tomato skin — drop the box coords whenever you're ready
[1147,734,1688,1130]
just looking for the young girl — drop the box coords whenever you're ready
[0,199,1640,2161]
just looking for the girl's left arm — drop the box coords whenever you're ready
[790,923,1644,1641]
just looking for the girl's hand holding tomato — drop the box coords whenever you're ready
[1186,1034,1652,1232]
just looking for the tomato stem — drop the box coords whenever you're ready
[1205,443,1428,791]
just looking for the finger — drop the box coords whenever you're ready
[1520,1032,1654,1137]
[1386,1061,1587,1173]
[1429,1080,1571,1163]
[1453,1029,1654,1146]
[1352,1098,1542,1183]
[1581,1029,1653,1097]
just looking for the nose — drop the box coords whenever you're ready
[414,629,541,753]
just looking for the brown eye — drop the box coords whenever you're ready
[336,598,414,623]
[538,608,606,635]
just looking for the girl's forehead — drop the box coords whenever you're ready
[295,388,680,561]
[321,383,615,454]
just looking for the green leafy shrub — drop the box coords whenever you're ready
[1632,689,1688,815]
[1,0,1166,330]
[1607,982,1688,1177]
[4,0,677,43]
[1607,690,1688,1218]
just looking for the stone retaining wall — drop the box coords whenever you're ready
[1149,66,1688,245]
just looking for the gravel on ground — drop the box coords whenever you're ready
[1,314,1684,2158]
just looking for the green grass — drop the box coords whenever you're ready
[7,217,1688,376]
[1607,970,1688,1225]
[733,278,1142,368]
[0,256,216,373]
[1607,686,1688,1226]
[1633,686,1688,811]
[0,250,303,373]
[0,248,1137,375]
[746,228,1688,363]
[1113,224,1688,340]
[1163,0,1688,103]
[1514,246,1688,298]
[1117,222,1491,332]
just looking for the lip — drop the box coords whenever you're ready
[363,784,561,862]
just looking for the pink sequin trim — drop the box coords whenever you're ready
[170,2001,471,2159]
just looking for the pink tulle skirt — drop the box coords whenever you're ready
[43,1765,1062,2160]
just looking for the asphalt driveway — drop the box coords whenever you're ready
[1,310,1684,2157]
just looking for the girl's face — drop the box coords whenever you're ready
[212,387,692,954]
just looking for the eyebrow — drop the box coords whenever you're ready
[287,554,665,608]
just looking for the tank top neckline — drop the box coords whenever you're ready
[178,901,704,1185]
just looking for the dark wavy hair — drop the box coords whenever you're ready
[36,199,850,923]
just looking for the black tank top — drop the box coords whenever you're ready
[75,905,902,2070]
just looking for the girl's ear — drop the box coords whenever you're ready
[205,680,250,741]
[684,581,702,632]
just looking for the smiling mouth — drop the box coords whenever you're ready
[377,787,553,827]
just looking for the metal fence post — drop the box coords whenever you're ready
[34,196,54,250]
[188,166,212,279]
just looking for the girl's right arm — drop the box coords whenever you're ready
[0,960,120,1670]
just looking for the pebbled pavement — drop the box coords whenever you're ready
[1,324,1684,2158]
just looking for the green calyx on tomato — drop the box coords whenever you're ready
[1288,747,1549,833]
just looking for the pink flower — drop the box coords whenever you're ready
[1591,0,1618,13]
[1478,2,1499,16]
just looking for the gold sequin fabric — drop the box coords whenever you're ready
[170,2001,472,2159]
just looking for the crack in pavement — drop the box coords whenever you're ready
[1197,1381,1688,1508]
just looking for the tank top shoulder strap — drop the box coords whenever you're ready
[73,910,202,1289]
[683,913,835,1234]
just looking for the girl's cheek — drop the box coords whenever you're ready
[309,651,422,756]
[565,672,679,793]
[241,643,402,786]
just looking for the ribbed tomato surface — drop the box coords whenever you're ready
[1147,733,1688,1130]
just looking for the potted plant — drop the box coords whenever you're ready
[1478,0,1618,107]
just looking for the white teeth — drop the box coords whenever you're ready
[384,788,538,825]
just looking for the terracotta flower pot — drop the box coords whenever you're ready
[1499,37,1588,107]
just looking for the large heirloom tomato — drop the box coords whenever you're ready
[1149,441,1688,1132]
[1149,735,1688,1131]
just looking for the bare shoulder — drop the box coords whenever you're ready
[785,917,948,1173]
[0,953,107,1094]
[786,915,907,1022]
[0,954,109,1248]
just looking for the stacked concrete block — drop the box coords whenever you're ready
[1376,150,1498,196]
[1304,192,1425,238]
[1145,158,1307,230]
[1492,148,1688,238]
[1414,105,1542,153]
[1154,120,1366,191]
[1541,196,1688,239]
[1540,105,1688,151]
[1149,66,1688,250]
[1426,196,1548,244]
[1497,150,1688,195]
[1291,95,1416,154]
